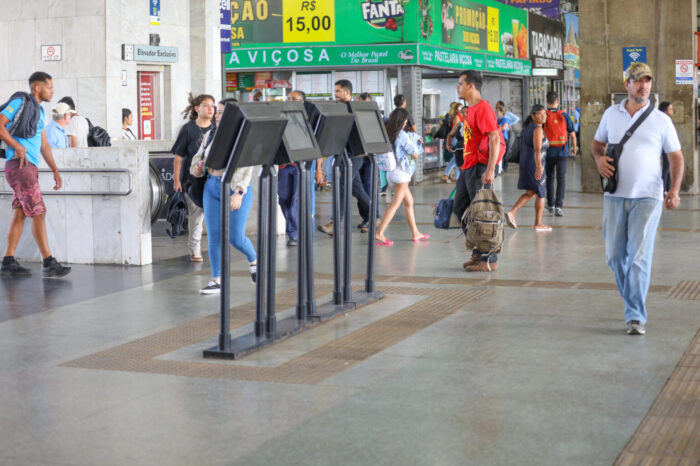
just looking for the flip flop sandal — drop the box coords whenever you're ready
[376,238,394,246]
[505,212,517,229]
[411,234,430,242]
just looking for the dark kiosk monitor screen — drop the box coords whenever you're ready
[206,103,287,173]
[283,110,315,151]
[346,101,391,155]
[355,110,386,144]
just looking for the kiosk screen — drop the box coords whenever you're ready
[355,110,385,144]
[283,111,315,151]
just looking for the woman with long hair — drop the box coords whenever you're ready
[441,101,463,183]
[375,108,429,245]
[171,93,216,262]
[190,98,257,294]
[505,104,552,232]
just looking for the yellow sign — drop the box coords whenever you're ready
[283,0,335,43]
[487,7,499,53]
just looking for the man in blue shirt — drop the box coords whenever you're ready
[46,102,75,149]
[543,91,577,216]
[0,71,71,277]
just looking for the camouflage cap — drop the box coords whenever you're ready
[625,62,654,81]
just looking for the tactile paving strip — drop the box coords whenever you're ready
[667,281,700,301]
[615,328,700,464]
[215,271,672,294]
[62,286,490,385]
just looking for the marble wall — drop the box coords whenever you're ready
[0,0,223,144]
[0,146,152,265]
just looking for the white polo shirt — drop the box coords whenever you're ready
[594,99,680,200]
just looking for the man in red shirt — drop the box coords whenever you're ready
[446,70,505,272]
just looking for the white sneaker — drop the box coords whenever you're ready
[200,280,221,294]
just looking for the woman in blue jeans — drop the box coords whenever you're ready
[190,99,257,294]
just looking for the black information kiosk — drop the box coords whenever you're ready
[203,103,287,359]
[203,100,391,360]
[321,101,391,310]
[204,101,324,359]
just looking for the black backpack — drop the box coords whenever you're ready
[165,190,188,239]
[86,118,111,147]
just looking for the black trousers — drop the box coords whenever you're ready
[339,155,370,222]
[545,156,568,208]
[452,163,499,263]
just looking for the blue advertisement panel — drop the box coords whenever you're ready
[495,0,560,19]
[563,13,578,69]
[150,0,160,26]
[220,0,231,53]
[622,46,647,72]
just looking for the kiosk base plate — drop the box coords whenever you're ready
[203,294,383,360]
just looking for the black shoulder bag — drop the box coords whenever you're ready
[601,104,654,193]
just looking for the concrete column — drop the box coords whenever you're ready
[190,0,222,98]
[400,66,423,182]
[580,0,698,193]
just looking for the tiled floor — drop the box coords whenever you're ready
[1,160,699,465]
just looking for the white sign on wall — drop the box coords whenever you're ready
[41,45,62,61]
[675,59,694,85]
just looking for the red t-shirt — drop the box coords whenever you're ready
[461,100,504,170]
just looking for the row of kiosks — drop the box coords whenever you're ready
[202,99,392,359]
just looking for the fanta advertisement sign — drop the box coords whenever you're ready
[361,0,405,31]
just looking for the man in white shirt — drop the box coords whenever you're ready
[58,96,89,148]
[591,62,684,336]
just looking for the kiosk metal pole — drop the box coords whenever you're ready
[342,150,353,303]
[213,121,249,352]
[218,174,232,351]
[331,155,344,305]
[255,167,270,338]
[295,163,308,321]
[365,155,379,293]
[265,165,278,337]
[305,161,317,318]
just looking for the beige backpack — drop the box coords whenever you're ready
[462,187,505,255]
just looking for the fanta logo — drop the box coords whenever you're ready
[361,0,404,30]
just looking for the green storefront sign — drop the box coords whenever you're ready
[417,44,485,70]
[225,43,529,75]
[432,0,529,59]
[226,44,418,68]
[225,0,531,75]
[230,0,418,47]
[485,54,531,75]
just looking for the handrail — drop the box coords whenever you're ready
[0,168,133,196]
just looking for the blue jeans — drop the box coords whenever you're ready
[444,153,460,179]
[602,196,663,324]
[278,165,298,240]
[323,156,334,181]
[203,175,256,279]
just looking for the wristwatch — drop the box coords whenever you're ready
[236,189,244,196]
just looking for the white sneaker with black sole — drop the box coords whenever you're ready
[626,320,646,335]
[200,280,221,294]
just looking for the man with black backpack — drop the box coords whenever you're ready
[543,91,577,216]
[0,72,71,277]
[591,63,683,336]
